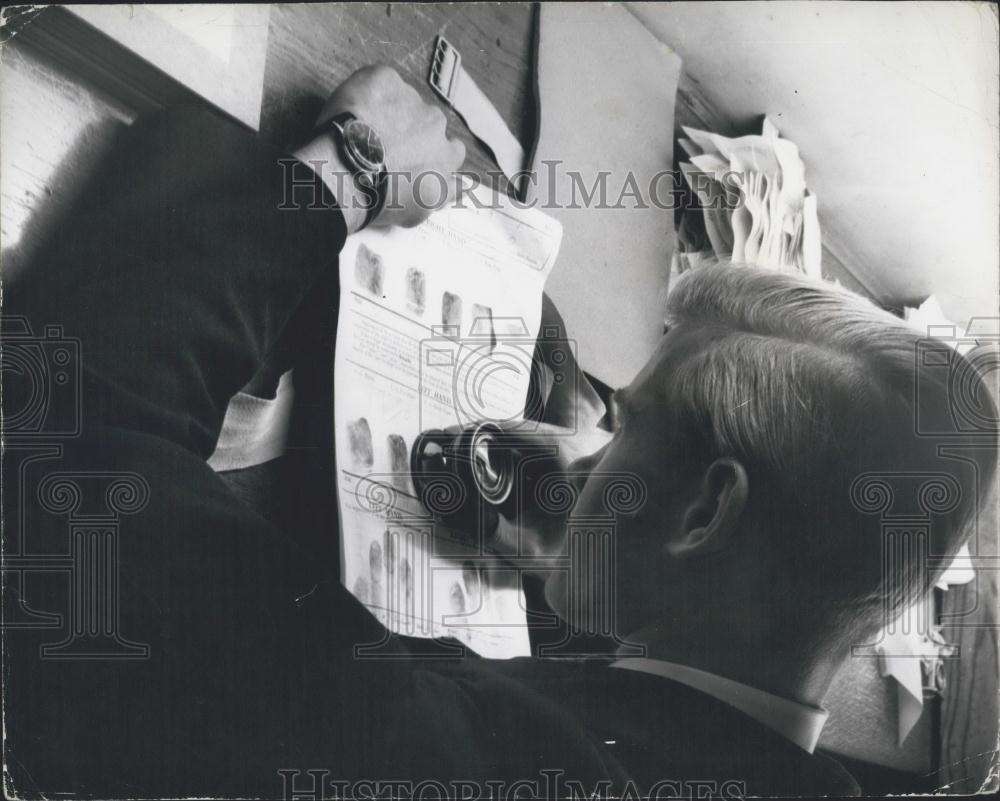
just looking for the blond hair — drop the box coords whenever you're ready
[665,263,997,641]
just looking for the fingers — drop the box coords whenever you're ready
[450,137,467,170]
[328,64,407,115]
[322,63,473,229]
[439,172,463,210]
[356,64,405,95]
[423,99,465,172]
[426,102,448,133]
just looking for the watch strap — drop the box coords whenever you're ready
[429,37,525,192]
[311,113,386,230]
[362,171,387,229]
[309,112,350,144]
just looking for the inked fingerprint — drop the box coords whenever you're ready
[369,540,384,607]
[369,539,383,573]
[441,291,463,330]
[400,557,413,602]
[346,417,374,469]
[385,530,397,575]
[405,267,426,315]
[449,581,466,614]
[352,575,370,605]
[354,243,384,296]
[471,303,496,351]
[387,434,409,491]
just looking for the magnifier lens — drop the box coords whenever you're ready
[471,430,513,505]
[411,431,452,497]
[417,439,446,472]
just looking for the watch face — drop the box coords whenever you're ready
[342,119,386,172]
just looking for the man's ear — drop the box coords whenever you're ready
[666,458,748,559]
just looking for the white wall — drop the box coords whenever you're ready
[630,0,999,325]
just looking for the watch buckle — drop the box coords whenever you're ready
[429,36,461,105]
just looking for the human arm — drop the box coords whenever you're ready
[294,65,466,234]
[12,66,463,458]
[3,66,464,797]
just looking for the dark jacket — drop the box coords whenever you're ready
[3,106,859,799]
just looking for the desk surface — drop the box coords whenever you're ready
[261,3,535,190]
[1,3,535,275]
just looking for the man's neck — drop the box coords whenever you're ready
[623,622,844,709]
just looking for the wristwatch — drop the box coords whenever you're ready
[312,112,388,229]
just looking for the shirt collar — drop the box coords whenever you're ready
[610,657,828,753]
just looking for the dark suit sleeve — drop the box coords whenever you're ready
[3,106,621,798]
[12,105,347,459]
[2,106,419,798]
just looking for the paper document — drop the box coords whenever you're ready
[676,118,822,279]
[334,189,563,658]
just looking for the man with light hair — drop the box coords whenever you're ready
[6,66,996,798]
[546,263,996,722]
[561,262,995,651]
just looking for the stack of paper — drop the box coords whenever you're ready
[674,118,822,279]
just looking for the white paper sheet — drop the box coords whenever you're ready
[334,189,562,658]
[679,118,819,277]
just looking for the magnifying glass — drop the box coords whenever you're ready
[410,422,515,537]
